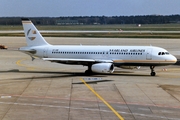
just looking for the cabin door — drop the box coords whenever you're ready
[146,48,152,60]
[43,48,48,58]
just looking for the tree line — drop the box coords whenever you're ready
[0,15,180,25]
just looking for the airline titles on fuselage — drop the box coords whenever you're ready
[109,49,145,53]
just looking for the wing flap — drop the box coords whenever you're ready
[43,58,113,63]
[43,58,95,62]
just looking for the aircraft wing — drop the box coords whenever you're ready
[43,58,113,65]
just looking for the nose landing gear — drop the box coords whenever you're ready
[150,66,156,76]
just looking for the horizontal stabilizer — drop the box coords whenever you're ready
[19,47,36,54]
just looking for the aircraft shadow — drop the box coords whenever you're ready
[0,69,151,82]
[72,80,113,84]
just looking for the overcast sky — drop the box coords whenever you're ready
[0,0,180,17]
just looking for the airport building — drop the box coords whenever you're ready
[56,20,79,25]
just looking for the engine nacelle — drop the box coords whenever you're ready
[91,63,114,73]
[120,66,141,69]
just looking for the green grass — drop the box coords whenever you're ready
[1,32,179,38]
[0,24,180,38]
[0,24,180,31]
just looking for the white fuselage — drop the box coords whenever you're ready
[27,45,176,67]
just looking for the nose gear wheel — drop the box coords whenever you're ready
[150,66,156,76]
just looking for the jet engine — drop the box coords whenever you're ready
[120,66,141,69]
[91,63,114,73]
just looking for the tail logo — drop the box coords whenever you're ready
[27,29,37,41]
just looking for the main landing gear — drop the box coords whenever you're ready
[85,64,93,75]
[150,66,156,76]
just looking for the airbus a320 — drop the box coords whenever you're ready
[19,18,177,76]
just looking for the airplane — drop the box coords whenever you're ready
[19,18,177,76]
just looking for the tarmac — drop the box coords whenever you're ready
[0,37,180,120]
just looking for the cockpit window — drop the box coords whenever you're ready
[158,52,170,55]
[165,52,169,55]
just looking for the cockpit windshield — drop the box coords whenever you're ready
[158,52,170,55]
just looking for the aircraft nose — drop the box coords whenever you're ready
[169,55,177,64]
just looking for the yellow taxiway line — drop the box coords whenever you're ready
[16,58,36,70]
[80,78,124,120]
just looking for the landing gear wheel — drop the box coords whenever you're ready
[151,72,156,76]
[150,66,156,76]
[85,70,92,75]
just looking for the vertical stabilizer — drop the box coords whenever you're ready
[21,18,50,46]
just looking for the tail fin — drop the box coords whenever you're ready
[21,18,50,46]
